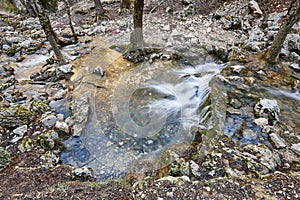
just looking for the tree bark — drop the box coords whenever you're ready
[130,0,144,51]
[264,0,300,64]
[64,0,78,43]
[94,0,105,22]
[120,0,131,10]
[33,0,66,65]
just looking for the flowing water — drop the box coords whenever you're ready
[61,61,225,180]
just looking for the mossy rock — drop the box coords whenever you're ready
[0,106,36,128]
[1,1,17,13]
[30,100,52,114]
[36,130,59,149]
[18,137,33,153]
[0,147,11,171]
[5,45,19,57]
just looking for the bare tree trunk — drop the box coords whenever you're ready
[120,0,131,10]
[33,1,66,65]
[64,0,78,43]
[130,0,144,51]
[94,0,105,22]
[264,0,300,64]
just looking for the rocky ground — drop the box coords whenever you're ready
[0,0,300,199]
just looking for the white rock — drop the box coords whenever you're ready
[54,89,67,100]
[231,65,245,73]
[254,99,280,124]
[58,64,73,74]
[57,114,64,122]
[41,115,58,128]
[6,36,21,44]
[162,25,171,31]
[2,44,10,51]
[269,133,286,148]
[19,39,31,48]
[55,121,69,133]
[290,63,300,70]
[13,125,27,137]
[158,176,190,184]
[72,166,93,177]
[249,0,263,18]
[291,143,300,155]
[253,118,268,127]
[190,160,200,177]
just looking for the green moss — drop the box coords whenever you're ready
[5,44,18,56]
[36,130,58,149]
[18,137,33,152]
[1,1,17,13]
[0,106,36,128]
[31,100,52,114]
[0,147,11,171]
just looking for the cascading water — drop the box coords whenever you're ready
[60,62,225,180]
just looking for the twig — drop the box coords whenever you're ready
[150,0,168,13]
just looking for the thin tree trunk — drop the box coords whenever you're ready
[94,0,105,22]
[64,0,78,43]
[130,0,144,51]
[33,1,66,65]
[264,0,300,64]
[120,0,131,10]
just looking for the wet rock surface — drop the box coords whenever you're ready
[0,0,299,199]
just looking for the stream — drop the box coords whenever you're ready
[60,61,225,180]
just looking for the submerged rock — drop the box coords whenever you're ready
[243,129,257,140]
[71,97,90,137]
[92,66,105,77]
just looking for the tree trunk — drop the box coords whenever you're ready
[130,0,144,51]
[34,1,66,65]
[64,0,78,43]
[264,0,300,64]
[94,0,105,22]
[120,0,131,10]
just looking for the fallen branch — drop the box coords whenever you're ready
[150,0,168,13]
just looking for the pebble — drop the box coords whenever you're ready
[72,166,93,177]
[55,121,69,133]
[13,125,27,137]
[58,64,73,73]
[54,89,67,100]
[93,66,104,77]
[41,115,58,128]
[162,25,171,31]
